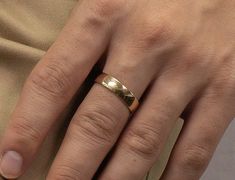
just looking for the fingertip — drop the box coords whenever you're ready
[0,151,23,179]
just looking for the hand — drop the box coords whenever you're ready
[0,0,234,179]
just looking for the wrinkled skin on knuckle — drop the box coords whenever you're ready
[123,123,162,159]
[6,116,42,154]
[178,144,211,174]
[48,165,83,180]
[10,119,41,143]
[28,61,72,100]
[206,58,235,100]
[217,61,235,89]
[72,108,119,144]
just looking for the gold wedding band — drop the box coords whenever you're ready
[95,73,139,113]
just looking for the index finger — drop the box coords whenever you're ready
[0,1,112,179]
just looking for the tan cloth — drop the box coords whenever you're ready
[0,1,183,179]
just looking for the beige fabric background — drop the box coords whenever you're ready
[0,0,183,179]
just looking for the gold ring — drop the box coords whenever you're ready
[95,73,139,113]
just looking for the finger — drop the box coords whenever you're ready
[46,38,157,180]
[98,68,202,180]
[160,82,235,180]
[0,1,113,178]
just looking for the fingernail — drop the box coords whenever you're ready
[0,151,23,178]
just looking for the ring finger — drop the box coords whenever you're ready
[46,39,158,179]
[98,63,205,180]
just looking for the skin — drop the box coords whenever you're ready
[0,0,235,179]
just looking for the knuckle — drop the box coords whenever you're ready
[10,116,42,144]
[123,123,162,159]
[179,144,211,172]
[183,46,212,71]
[205,68,235,101]
[72,108,118,144]
[136,17,177,49]
[214,68,235,94]
[29,61,72,99]
[180,53,204,73]
[93,0,126,18]
[49,165,82,180]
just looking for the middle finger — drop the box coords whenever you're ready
[46,38,157,179]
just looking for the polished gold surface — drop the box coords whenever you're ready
[95,73,139,113]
